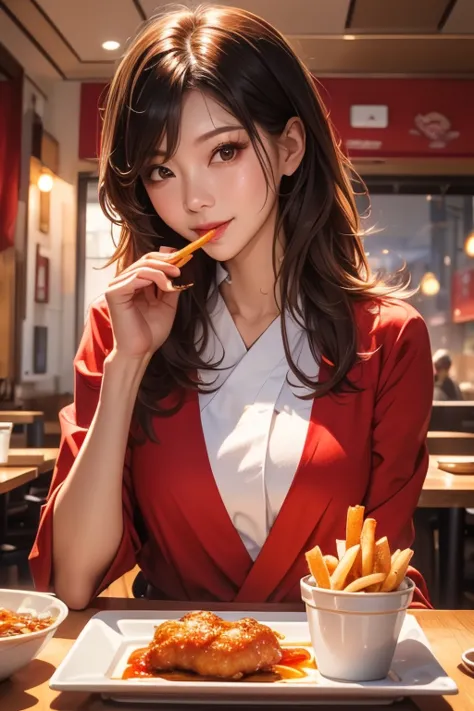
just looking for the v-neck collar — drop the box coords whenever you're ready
[152,358,334,601]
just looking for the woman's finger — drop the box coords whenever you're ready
[119,257,181,279]
[106,273,157,305]
[123,258,181,278]
[108,267,178,295]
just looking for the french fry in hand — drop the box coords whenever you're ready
[344,572,386,593]
[330,544,360,590]
[360,517,377,577]
[381,548,414,592]
[367,536,391,592]
[305,545,331,589]
[169,229,217,267]
[323,554,339,575]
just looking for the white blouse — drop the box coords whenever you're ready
[197,265,319,560]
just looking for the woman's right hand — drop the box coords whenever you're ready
[105,248,185,360]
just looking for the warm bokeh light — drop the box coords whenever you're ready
[464,231,474,257]
[37,173,53,193]
[420,272,440,296]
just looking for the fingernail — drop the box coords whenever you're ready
[172,282,194,291]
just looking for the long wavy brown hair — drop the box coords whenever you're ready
[99,4,407,439]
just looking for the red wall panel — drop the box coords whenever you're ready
[79,78,474,160]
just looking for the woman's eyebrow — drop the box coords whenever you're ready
[195,124,243,143]
[146,124,243,159]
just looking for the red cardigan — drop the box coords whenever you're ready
[30,296,433,607]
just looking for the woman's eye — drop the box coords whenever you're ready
[211,143,243,164]
[147,166,173,182]
[217,145,236,162]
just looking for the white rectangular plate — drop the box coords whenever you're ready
[50,610,457,705]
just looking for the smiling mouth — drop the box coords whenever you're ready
[194,220,233,242]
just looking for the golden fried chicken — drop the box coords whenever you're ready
[148,610,282,679]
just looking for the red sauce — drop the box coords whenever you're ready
[122,646,316,682]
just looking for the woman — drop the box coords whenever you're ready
[30,5,433,610]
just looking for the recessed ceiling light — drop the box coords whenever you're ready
[102,40,120,51]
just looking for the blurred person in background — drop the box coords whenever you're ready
[433,349,463,401]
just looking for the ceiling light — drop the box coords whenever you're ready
[37,172,53,193]
[344,35,356,40]
[102,40,120,51]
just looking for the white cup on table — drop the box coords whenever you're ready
[300,574,415,682]
[0,422,13,464]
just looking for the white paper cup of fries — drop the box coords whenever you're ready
[301,574,414,682]
[301,505,416,682]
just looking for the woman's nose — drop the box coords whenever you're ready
[182,178,215,213]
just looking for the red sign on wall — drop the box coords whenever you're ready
[452,268,474,323]
[321,78,474,159]
[79,78,474,161]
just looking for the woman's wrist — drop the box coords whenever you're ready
[101,349,150,403]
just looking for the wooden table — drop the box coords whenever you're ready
[3,448,58,475]
[0,466,38,497]
[0,411,45,447]
[427,431,474,456]
[421,457,474,508]
[0,599,473,711]
[420,457,474,608]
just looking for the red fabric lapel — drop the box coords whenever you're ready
[151,391,253,589]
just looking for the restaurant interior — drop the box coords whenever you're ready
[2,1,474,708]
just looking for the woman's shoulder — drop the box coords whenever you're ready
[352,296,429,353]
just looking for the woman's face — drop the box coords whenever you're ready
[141,90,299,262]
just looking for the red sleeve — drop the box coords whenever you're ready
[29,299,142,599]
[363,305,433,608]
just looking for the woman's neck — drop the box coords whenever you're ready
[220,224,284,322]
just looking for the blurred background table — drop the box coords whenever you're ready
[3,448,58,474]
[0,412,45,448]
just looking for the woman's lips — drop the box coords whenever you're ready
[194,220,232,242]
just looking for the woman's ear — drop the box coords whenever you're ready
[278,117,306,177]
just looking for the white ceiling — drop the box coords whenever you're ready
[1,0,474,93]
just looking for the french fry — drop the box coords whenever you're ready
[345,505,365,550]
[330,544,360,590]
[344,573,386,593]
[381,549,414,592]
[367,536,391,592]
[169,229,217,267]
[323,554,339,575]
[304,506,415,597]
[361,517,377,578]
[345,506,365,580]
[336,539,346,560]
[305,545,331,589]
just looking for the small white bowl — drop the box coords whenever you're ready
[0,588,68,681]
[300,575,415,682]
[461,648,474,674]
